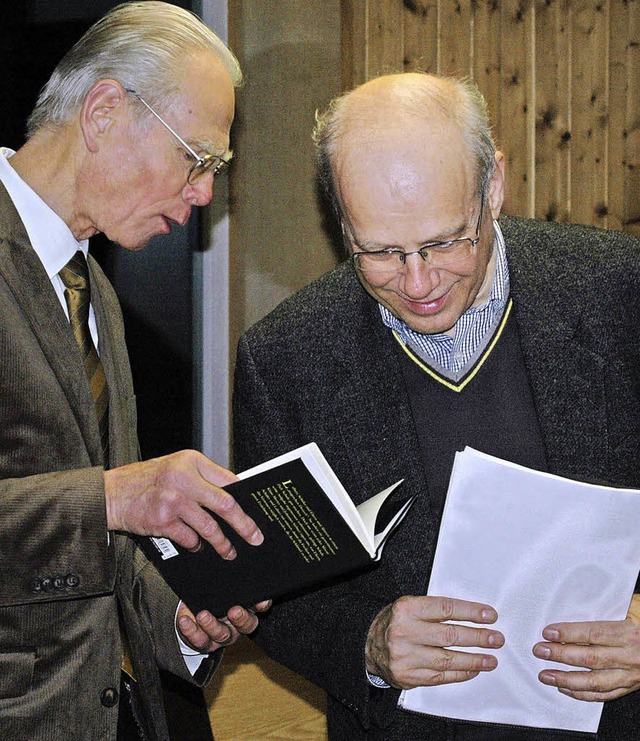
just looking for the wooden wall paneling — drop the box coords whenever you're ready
[534,0,571,223]
[342,0,368,89]
[499,0,535,217]
[402,0,438,72]
[626,4,640,236]
[570,0,609,228]
[438,0,473,76]
[367,0,405,76]
[619,0,640,236]
[473,1,503,162]
[339,0,639,233]
[608,0,630,232]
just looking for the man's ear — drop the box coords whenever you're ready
[80,80,125,153]
[487,151,505,220]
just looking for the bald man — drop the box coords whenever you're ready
[233,73,640,740]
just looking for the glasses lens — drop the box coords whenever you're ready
[354,240,476,274]
[353,252,400,273]
[423,240,476,264]
[188,156,228,184]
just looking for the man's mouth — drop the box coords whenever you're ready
[161,210,191,233]
[402,289,450,315]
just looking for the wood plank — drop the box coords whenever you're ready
[473,0,503,161]
[621,0,640,235]
[366,0,406,77]
[402,0,438,72]
[499,0,535,217]
[570,0,609,228]
[207,637,327,741]
[341,0,368,88]
[534,0,571,223]
[438,0,473,76]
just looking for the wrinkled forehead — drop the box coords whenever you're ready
[335,116,476,229]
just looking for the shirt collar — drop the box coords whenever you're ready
[0,147,88,278]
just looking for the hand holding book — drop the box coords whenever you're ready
[138,443,414,616]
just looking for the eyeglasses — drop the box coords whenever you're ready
[349,194,485,276]
[125,88,229,185]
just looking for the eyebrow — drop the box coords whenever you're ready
[349,219,469,252]
[190,137,233,162]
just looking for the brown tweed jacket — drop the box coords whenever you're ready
[0,183,215,741]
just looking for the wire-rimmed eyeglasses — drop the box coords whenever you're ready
[349,193,485,276]
[125,88,229,185]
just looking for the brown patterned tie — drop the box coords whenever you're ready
[59,251,110,466]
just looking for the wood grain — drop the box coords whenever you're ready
[340,0,640,231]
[207,637,327,740]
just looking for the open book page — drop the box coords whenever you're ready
[239,443,406,556]
[356,483,411,559]
[238,442,372,550]
[399,447,640,733]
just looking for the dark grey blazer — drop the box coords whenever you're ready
[233,215,640,740]
[0,183,215,741]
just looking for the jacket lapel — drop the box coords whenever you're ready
[88,256,138,469]
[326,274,443,594]
[505,219,608,479]
[0,183,104,465]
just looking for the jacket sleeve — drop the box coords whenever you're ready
[129,545,222,685]
[0,466,115,606]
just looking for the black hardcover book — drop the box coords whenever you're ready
[137,443,413,616]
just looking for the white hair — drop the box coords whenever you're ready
[315,73,497,220]
[27,1,241,136]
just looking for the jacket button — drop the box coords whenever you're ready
[65,573,80,589]
[100,687,119,707]
[53,575,66,590]
[29,578,42,593]
[40,577,52,592]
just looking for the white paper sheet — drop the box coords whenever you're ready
[399,447,640,733]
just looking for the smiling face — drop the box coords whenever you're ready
[337,109,504,335]
[81,52,235,250]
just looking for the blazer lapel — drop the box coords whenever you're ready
[506,227,608,479]
[0,184,104,465]
[88,256,138,469]
[327,279,444,594]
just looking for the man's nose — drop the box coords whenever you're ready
[401,252,439,296]
[183,174,215,207]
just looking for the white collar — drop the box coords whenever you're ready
[0,147,88,277]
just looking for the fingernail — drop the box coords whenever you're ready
[251,529,264,545]
[534,645,551,659]
[481,656,497,669]
[225,546,237,560]
[540,672,556,685]
[481,608,496,621]
[178,617,190,630]
[544,627,560,641]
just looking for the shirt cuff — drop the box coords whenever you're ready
[174,602,208,676]
[367,671,391,689]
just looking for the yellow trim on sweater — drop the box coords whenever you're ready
[392,298,513,393]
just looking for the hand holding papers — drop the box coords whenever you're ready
[399,448,640,734]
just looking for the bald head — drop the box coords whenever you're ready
[315,73,497,222]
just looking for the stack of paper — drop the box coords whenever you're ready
[399,448,640,733]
